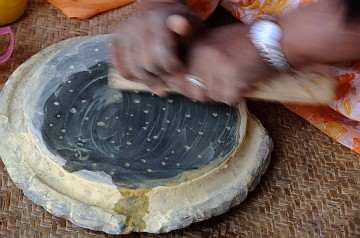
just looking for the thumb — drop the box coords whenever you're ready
[166,14,193,36]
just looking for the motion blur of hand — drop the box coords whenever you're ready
[177,24,274,105]
[110,2,203,96]
[111,0,360,105]
[110,1,272,105]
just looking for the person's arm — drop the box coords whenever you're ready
[173,0,360,104]
[279,0,360,67]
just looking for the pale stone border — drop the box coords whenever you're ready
[0,35,273,234]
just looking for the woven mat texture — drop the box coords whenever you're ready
[0,1,359,237]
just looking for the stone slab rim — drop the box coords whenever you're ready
[0,35,273,234]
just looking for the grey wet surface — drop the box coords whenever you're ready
[41,62,238,188]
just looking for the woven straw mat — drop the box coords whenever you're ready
[0,1,359,237]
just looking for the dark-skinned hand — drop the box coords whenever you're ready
[110,2,203,95]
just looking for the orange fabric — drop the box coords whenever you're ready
[285,104,360,153]
[48,0,219,20]
[48,0,134,19]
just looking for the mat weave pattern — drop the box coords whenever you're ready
[0,1,359,237]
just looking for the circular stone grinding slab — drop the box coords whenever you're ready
[0,35,273,234]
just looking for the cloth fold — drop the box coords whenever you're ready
[48,0,134,19]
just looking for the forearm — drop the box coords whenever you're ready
[278,0,360,66]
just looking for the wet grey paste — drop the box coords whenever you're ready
[41,62,238,188]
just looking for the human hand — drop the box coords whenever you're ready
[110,2,203,95]
[179,24,274,105]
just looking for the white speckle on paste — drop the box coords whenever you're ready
[68,65,74,70]
[60,129,66,133]
[126,141,132,145]
[184,145,191,151]
[69,89,74,93]
[94,48,99,52]
[81,99,87,103]
[147,169,152,172]
[133,100,140,104]
[144,110,149,114]
[97,121,106,127]
[49,124,53,127]
[198,132,204,135]
[125,163,130,167]
[185,114,190,118]
[112,93,122,100]
[212,113,218,117]
[153,136,158,140]
[69,108,77,113]
[197,155,202,158]
[161,162,166,166]
[53,101,60,106]
[141,159,146,163]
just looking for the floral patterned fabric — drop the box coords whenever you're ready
[188,0,360,153]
